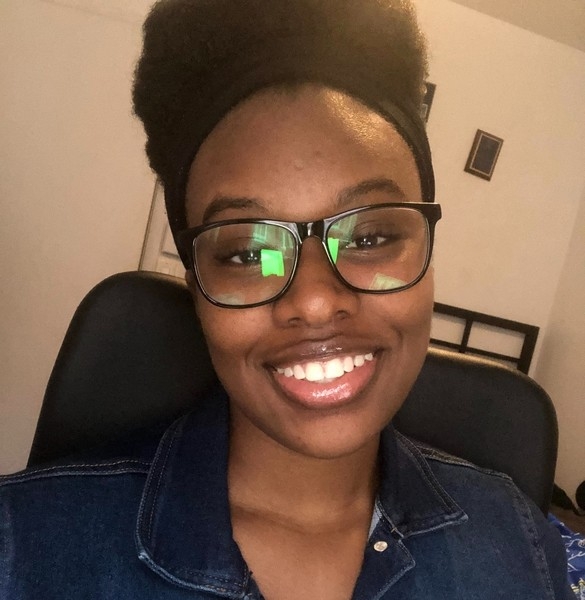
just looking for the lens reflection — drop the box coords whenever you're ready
[193,206,430,306]
[195,223,296,306]
[328,207,428,291]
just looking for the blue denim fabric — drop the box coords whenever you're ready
[0,387,573,599]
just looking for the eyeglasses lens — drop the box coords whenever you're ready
[194,207,429,306]
[328,207,428,292]
[195,223,297,306]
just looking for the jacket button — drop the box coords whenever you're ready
[373,541,388,552]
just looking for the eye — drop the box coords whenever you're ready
[344,232,401,250]
[347,234,383,249]
[217,246,263,266]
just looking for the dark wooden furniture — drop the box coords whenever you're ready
[432,302,539,374]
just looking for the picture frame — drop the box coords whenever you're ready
[464,129,504,181]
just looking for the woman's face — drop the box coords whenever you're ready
[185,85,434,459]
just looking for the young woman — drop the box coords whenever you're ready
[0,1,572,598]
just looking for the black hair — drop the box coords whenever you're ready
[133,0,432,258]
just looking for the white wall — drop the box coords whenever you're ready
[415,0,585,329]
[414,0,585,497]
[535,192,585,501]
[449,0,585,53]
[0,0,155,473]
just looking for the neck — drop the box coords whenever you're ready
[228,410,380,531]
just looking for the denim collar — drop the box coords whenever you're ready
[136,388,466,597]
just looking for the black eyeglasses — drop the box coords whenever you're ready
[177,202,442,308]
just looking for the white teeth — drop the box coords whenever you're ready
[324,358,344,379]
[293,364,305,380]
[276,352,375,383]
[305,362,325,382]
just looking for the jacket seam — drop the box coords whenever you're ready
[371,540,415,600]
[0,460,151,487]
[413,442,514,483]
[395,433,463,513]
[135,415,186,549]
[137,550,248,595]
[147,423,179,541]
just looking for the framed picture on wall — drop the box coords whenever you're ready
[464,129,504,181]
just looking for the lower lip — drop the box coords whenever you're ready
[271,357,377,410]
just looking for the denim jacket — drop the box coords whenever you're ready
[0,388,573,599]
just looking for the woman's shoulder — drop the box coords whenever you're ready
[0,420,169,492]
[390,432,573,599]
[392,431,561,563]
[398,432,521,497]
[0,457,151,489]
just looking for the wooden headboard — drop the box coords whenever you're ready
[431,302,539,374]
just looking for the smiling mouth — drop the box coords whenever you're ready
[275,353,374,383]
[271,351,379,408]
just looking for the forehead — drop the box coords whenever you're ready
[186,85,422,226]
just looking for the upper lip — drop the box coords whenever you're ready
[266,337,380,369]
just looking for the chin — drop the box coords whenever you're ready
[282,429,382,461]
[232,387,399,461]
[224,340,425,461]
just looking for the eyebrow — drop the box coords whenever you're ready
[336,177,406,207]
[202,196,266,224]
[201,177,406,224]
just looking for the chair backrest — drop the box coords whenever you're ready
[28,271,558,513]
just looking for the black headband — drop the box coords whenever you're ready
[134,0,435,263]
[165,74,434,262]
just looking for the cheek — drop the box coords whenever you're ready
[406,273,434,334]
[372,273,434,409]
[372,270,434,341]
[195,295,269,374]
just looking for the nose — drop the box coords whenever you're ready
[272,237,359,327]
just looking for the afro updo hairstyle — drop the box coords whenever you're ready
[133,0,432,262]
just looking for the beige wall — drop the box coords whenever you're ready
[414,0,585,498]
[449,0,585,53]
[416,0,585,333]
[0,0,155,472]
[0,0,584,499]
[535,192,585,501]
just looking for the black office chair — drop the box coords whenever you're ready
[28,271,558,514]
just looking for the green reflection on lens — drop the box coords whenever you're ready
[327,238,340,264]
[261,249,285,277]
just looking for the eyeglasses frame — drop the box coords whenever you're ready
[177,202,442,309]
